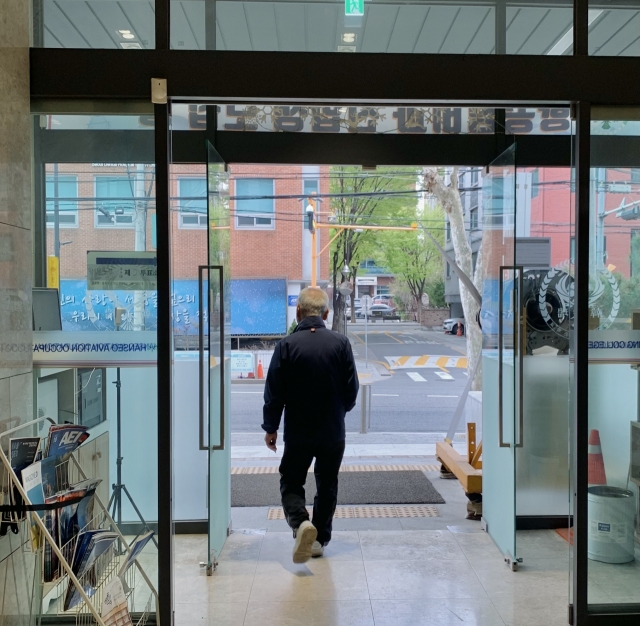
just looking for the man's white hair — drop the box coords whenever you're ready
[298,287,329,319]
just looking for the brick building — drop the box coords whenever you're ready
[46,163,330,334]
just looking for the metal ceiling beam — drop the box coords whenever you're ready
[30,49,640,105]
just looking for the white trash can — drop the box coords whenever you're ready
[588,486,636,564]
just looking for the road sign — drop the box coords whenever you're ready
[87,251,157,290]
[360,295,373,311]
[345,0,364,16]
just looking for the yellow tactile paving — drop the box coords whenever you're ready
[267,505,440,520]
[232,464,440,475]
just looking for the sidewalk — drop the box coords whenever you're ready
[231,431,467,461]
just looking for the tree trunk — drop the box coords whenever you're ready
[423,167,482,391]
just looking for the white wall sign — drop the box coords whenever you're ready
[87,251,157,291]
[231,351,254,375]
[33,331,158,366]
[588,330,640,362]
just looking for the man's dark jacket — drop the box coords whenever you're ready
[262,316,359,444]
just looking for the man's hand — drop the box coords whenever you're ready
[265,432,278,452]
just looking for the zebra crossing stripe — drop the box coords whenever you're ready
[384,355,468,370]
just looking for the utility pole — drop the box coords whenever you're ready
[53,163,60,259]
[133,164,147,331]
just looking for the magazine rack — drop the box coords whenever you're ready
[0,417,159,626]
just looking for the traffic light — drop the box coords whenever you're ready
[306,196,316,233]
[616,198,640,221]
[618,205,640,221]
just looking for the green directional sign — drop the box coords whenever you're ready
[345,0,364,16]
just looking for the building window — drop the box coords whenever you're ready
[471,168,479,186]
[632,231,640,277]
[235,178,275,229]
[46,175,78,227]
[445,220,451,242]
[469,206,479,230]
[531,168,539,198]
[631,168,640,184]
[179,177,207,229]
[95,175,136,227]
[446,262,451,279]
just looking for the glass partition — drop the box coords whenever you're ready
[33,0,155,48]
[170,0,575,53]
[32,115,159,622]
[589,4,640,56]
[587,110,640,612]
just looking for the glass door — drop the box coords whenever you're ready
[481,143,521,570]
[202,140,231,572]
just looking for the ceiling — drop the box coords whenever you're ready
[41,0,640,56]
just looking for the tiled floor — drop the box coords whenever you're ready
[173,528,572,626]
[169,463,640,625]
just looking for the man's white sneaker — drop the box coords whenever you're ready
[311,541,324,558]
[292,521,317,564]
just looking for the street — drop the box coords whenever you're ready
[230,323,469,433]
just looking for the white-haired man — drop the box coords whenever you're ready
[262,287,359,563]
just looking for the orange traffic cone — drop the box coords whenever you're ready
[457,323,463,337]
[257,359,264,379]
[588,429,607,486]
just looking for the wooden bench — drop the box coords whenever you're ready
[436,441,482,494]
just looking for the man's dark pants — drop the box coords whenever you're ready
[279,440,346,545]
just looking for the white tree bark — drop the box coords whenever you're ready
[423,167,482,391]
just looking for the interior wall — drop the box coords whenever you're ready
[0,0,37,618]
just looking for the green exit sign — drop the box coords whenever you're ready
[345,0,364,16]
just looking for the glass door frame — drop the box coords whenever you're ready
[151,99,636,626]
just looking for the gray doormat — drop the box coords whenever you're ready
[231,470,445,507]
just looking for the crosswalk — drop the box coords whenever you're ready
[405,371,457,383]
[385,355,468,370]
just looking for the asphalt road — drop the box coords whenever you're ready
[230,323,469,434]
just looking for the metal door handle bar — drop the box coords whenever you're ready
[517,269,525,448]
[498,265,524,449]
[199,264,226,451]
[212,265,225,451]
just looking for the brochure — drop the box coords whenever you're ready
[6,437,40,526]
[46,425,89,459]
[22,462,44,550]
[11,437,40,474]
[64,530,119,610]
[42,507,59,582]
[101,578,133,626]
[118,531,154,579]
[57,479,101,549]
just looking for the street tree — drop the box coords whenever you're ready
[423,167,483,390]
[328,167,419,332]
[377,206,444,323]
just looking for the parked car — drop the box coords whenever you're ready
[365,304,397,318]
[345,307,364,320]
[373,294,395,306]
[443,317,465,335]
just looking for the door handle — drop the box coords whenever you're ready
[498,267,508,448]
[516,269,525,448]
[212,265,225,452]
[498,265,524,449]
[198,265,226,452]
[199,265,208,451]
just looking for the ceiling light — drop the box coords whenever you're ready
[120,42,142,49]
[338,45,356,53]
[122,33,135,40]
[119,29,131,34]
[342,33,356,43]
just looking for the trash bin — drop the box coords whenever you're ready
[588,486,636,564]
